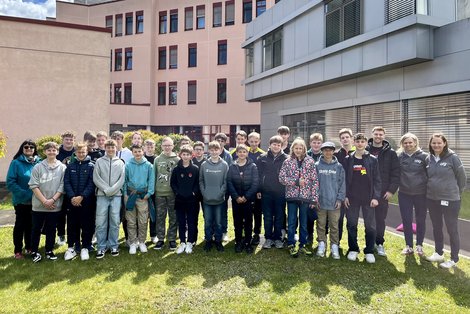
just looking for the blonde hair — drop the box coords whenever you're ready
[398,133,420,154]
[289,137,307,159]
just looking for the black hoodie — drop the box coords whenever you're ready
[170,159,200,202]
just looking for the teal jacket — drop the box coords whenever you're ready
[124,157,155,199]
[6,154,40,206]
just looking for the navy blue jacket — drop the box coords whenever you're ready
[64,156,95,199]
[256,149,287,196]
[345,152,382,201]
[227,159,259,201]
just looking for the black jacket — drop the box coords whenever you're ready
[64,156,95,200]
[227,159,259,201]
[170,160,200,202]
[256,149,288,196]
[334,147,355,167]
[366,139,400,194]
[345,152,382,201]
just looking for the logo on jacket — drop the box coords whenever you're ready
[439,162,448,167]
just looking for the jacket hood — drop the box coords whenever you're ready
[235,158,253,166]
[177,158,193,168]
[40,159,63,170]
[318,155,339,165]
[438,148,456,160]
[158,152,178,159]
[206,157,223,165]
[18,154,40,164]
[129,156,148,165]
[70,155,92,164]
[367,138,391,152]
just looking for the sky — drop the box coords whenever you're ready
[0,0,73,20]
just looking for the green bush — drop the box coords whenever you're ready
[0,130,7,159]
[35,134,62,159]
[123,130,185,155]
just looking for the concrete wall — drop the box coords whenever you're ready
[0,16,110,178]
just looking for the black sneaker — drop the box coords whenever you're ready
[169,241,177,251]
[234,242,244,253]
[32,252,42,263]
[153,241,164,250]
[96,250,105,259]
[87,245,96,252]
[245,243,254,254]
[45,251,58,260]
[111,248,119,257]
[203,241,212,252]
[251,234,260,246]
[215,241,224,252]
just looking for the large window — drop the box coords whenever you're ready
[196,5,205,29]
[158,47,166,69]
[158,83,166,105]
[217,79,227,103]
[243,0,252,23]
[188,43,197,68]
[170,9,178,33]
[245,44,254,77]
[185,7,193,30]
[169,81,177,105]
[169,46,178,69]
[105,15,113,35]
[325,0,361,47]
[114,49,122,71]
[159,11,167,34]
[125,13,133,35]
[256,0,266,17]
[262,28,282,71]
[213,3,222,27]
[125,48,132,70]
[114,84,122,103]
[124,83,132,104]
[225,1,235,26]
[136,11,144,34]
[218,40,227,65]
[115,14,123,36]
[188,81,197,104]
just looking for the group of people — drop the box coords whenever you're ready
[5,125,466,269]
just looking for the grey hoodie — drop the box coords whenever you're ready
[199,157,228,205]
[93,155,125,197]
[29,159,66,212]
[426,149,467,201]
[315,156,346,210]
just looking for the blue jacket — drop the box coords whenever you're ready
[315,156,346,210]
[6,154,41,205]
[227,159,259,201]
[124,157,155,199]
[64,155,95,199]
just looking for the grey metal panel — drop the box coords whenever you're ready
[306,79,358,106]
[356,68,404,98]
[253,41,263,76]
[282,69,296,91]
[272,1,284,23]
[283,89,308,110]
[261,96,284,114]
[308,60,324,85]
[246,21,254,40]
[363,37,387,70]
[296,0,311,10]
[416,25,433,59]
[262,9,274,30]
[324,54,342,80]
[245,83,254,101]
[363,0,385,33]
[284,23,296,64]
[387,28,418,64]
[294,65,309,87]
[253,80,263,99]
[434,18,470,57]
[283,0,297,17]
[261,76,273,96]
[429,0,456,21]
[294,13,309,60]
[308,8,324,53]
[342,46,363,76]
[272,73,284,94]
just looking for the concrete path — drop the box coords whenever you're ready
[0,210,14,227]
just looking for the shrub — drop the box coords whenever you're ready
[0,130,7,159]
[123,130,185,155]
[36,134,62,159]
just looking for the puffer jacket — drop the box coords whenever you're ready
[279,155,319,203]
[256,149,288,196]
[64,155,95,199]
[366,139,400,194]
[227,159,259,201]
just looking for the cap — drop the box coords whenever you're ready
[320,141,336,150]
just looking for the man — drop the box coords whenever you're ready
[230,130,247,160]
[366,126,400,257]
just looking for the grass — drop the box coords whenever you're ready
[0,194,12,210]
[0,220,470,313]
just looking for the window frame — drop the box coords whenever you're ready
[114,48,122,71]
[325,0,361,47]
[262,27,282,71]
[114,83,122,104]
[124,83,132,104]
[105,15,113,36]
[217,78,227,104]
[185,7,193,31]
[125,47,133,70]
[225,0,235,26]
[125,12,133,35]
[170,9,178,33]
[196,5,205,29]
[188,80,197,105]
[169,45,178,69]
[158,47,167,70]
[136,11,144,34]
[159,11,167,34]
[256,0,266,17]
[188,43,197,68]
[115,14,123,37]
[218,40,227,65]
[213,2,222,28]
[169,81,178,105]
[158,82,166,105]
[242,0,253,24]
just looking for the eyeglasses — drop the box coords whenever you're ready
[23,145,34,149]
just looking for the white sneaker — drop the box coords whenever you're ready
[222,233,229,242]
[376,244,386,256]
[416,245,424,257]
[129,244,137,255]
[185,242,194,254]
[365,253,376,264]
[331,244,340,260]
[347,251,358,261]
[401,246,414,255]
[151,236,158,244]
[80,248,89,261]
[439,260,457,269]
[139,243,148,253]
[176,243,186,254]
[294,234,299,241]
[64,248,77,261]
[316,241,326,257]
[426,252,445,263]
[263,239,273,249]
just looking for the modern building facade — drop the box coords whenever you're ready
[243,0,470,174]
[56,0,277,144]
[0,15,110,178]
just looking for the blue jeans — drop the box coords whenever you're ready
[287,201,309,246]
[398,192,427,247]
[96,196,121,251]
[203,203,223,242]
[262,192,286,241]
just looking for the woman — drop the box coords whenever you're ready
[425,133,466,268]
[397,133,428,256]
[279,137,319,257]
[28,142,66,263]
[6,140,40,259]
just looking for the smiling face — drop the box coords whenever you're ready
[236,135,247,145]
[354,139,367,152]
[75,146,88,161]
[430,136,445,156]
[132,134,143,146]
[209,147,220,159]
[62,136,75,150]
[132,147,144,161]
[22,144,35,157]
[236,148,248,161]
[310,139,322,153]
[97,136,107,149]
[180,152,192,163]
[293,144,305,159]
[45,147,58,160]
[269,142,282,154]
[105,145,116,158]
[161,139,174,155]
[248,137,260,150]
[340,133,352,148]
[372,130,385,146]
[402,137,417,154]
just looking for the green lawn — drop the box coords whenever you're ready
[0,224,469,313]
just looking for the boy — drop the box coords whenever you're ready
[124,144,154,254]
[344,133,381,264]
[171,145,200,254]
[247,132,265,245]
[84,131,103,163]
[230,130,247,160]
[111,131,133,163]
[277,126,291,155]
[131,131,143,146]
[93,139,125,259]
[179,135,191,148]
[315,142,346,259]
[96,131,108,155]
[153,137,180,250]
[144,139,157,164]
[257,135,288,249]
[192,141,207,168]
[214,132,232,241]
[199,141,229,252]
[307,133,323,162]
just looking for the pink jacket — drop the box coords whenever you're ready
[279,155,319,203]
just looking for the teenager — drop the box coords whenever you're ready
[191,141,207,241]
[83,131,103,163]
[230,130,248,160]
[277,126,291,155]
[214,133,232,242]
[144,139,157,164]
[111,131,132,163]
[306,133,323,245]
[6,140,40,259]
[425,133,466,268]
[96,131,108,155]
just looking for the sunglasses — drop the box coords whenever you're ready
[23,145,35,149]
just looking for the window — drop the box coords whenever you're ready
[213,3,222,27]
[196,5,205,29]
[170,9,178,33]
[169,46,177,69]
[125,13,133,35]
[225,1,235,26]
[158,47,166,69]
[188,43,197,68]
[159,11,167,34]
[218,40,227,65]
[325,0,361,47]
[124,83,132,104]
[110,50,112,72]
[262,27,282,71]
[256,0,266,17]
[125,48,132,70]
[115,14,123,36]
[105,15,113,35]
[185,7,193,30]
[386,0,427,24]
[243,0,252,23]
[245,44,254,77]
[136,11,144,33]
[217,79,227,103]
[169,81,177,105]
[275,0,282,3]
[114,49,122,71]
[114,84,122,103]
[188,81,197,104]
[158,83,166,105]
